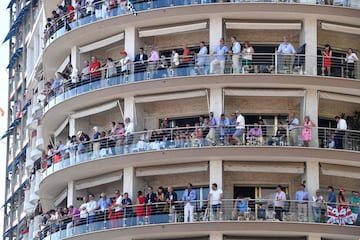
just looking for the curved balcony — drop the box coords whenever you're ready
[40,199,360,240]
[40,125,360,181]
[42,53,360,114]
[44,0,360,46]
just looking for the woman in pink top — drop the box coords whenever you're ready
[301,116,315,147]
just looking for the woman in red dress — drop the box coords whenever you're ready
[136,191,146,225]
[322,44,332,76]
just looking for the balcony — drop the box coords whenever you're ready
[40,125,360,180]
[44,0,360,46]
[39,198,360,240]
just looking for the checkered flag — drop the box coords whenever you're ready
[127,1,138,16]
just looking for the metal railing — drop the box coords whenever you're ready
[44,0,360,45]
[42,53,359,112]
[40,125,360,178]
[37,198,359,240]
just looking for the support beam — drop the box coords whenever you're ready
[209,159,223,190]
[124,96,135,124]
[69,117,75,137]
[307,233,321,240]
[125,26,137,82]
[209,87,223,122]
[123,167,136,199]
[302,89,319,147]
[70,46,80,70]
[67,181,75,207]
[209,232,223,240]
[300,18,317,76]
[209,16,223,53]
[305,161,320,205]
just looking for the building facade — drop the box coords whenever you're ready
[2,0,360,240]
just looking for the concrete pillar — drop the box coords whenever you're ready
[209,16,223,53]
[307,233,321,240]
[300,18,317,76]
[209,232,223,240]
[302,90,319,147]
[209,87,223,122]
[304,160,320,222]
[209,159,223,190]
[69,117,76,136]
[123,167,136,199]
[124,96,135,124]
[70,46,80,70]
[67,181,76,206]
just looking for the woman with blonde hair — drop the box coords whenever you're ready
[301,116,316,147]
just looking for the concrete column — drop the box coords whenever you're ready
[124,96,135,124]
[67,181,76,206]
[209,232,223,240]
[70,46,80,70]
[123,167,136,199]
[302,89,319,147]
[209,159,223,190]
[304,160,320,222]
[124,26,137,61]
[209,16,223,53]
[209,87,223,122]
[307,233,321,240]
[69,117,76,136]
[300,18,317,76]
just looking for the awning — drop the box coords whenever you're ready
[3,215,27,238]
[2,179,29,208]
[0,117,21,140]
[7,47,23,69]
[3,2,32,43]
[8,144,28,173]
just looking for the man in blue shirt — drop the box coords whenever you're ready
[327,186,337,208]
[182,183,197,222]
[218,113,230,145]
[206,112,217,146]
[210,38,229,74]
[295,184,309,222]
[96,192,111,228]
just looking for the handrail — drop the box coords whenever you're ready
[36,198,358,239]
[39,124,360,178]
[44,0,360,45]
[41,52,360,113]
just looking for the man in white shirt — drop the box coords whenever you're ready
[312,189,324,223]
[232,110,245,145]
[208,183,223,220]
[78,196,88,234]
[124,117,135,151]
[230,36,241,74]
[87,194,98,231]
[113,190,123,227]
[334,115,347,149]
[274,185,286,221]
[277,36,296,72]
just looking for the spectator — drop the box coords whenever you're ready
[242,41,255,72]
[124,117,134,149]
[312,189,324,223]
[92,126,101,159]
[80,60,90,85]
[233,196,251,220]
[206,112,217,146]
[349,191,360,224]
[277,36,296,72]
[134,47,148,81]
[78,196,88,234]
[338,189,347,207]
[301,116,315,147]
[157,186,167,213]
[105,58,117,84]
[208,183,223,220]
[89,56,101,89]
[166,186,178,222]
[146,186,158,223]
[119,51,130,83]
[136,191,146,225]
[99,131,108,157]
[170,49,180,77]
[230,36,241,74]
[322,44,332,76]
[195,41,208,75]
[334,115,347,149]
[182,183,197,223]
[66,205,80,237]
[274,185,286,221]
[246,123,262,144]
[295,184,309,222]
[96,192,111,227]
[52,72,64,95]
[218,113,230,145]
[157,55,169,78]
[233,110,245,145]
[148,47,159,78]
[180,44,191,76]
[327,186,336,208]
[121,193,134,226]
[87,194,98,230]
[113,190,123,227]
[210,38,228,74]
[287,112,299,146]
[115,122,125,154]
[345,48,358,78]
[258,119,267,143]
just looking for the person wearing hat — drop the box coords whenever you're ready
[349,191,360,223]
[295,183,309,222]
[334,115,347,149]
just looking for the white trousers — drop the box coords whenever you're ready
[184,203,195,222]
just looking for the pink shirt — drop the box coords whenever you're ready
[69,207,80,221]
[149,50,159,62]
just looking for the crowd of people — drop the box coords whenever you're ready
[36,182,359,238]
[41,111,350,169]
